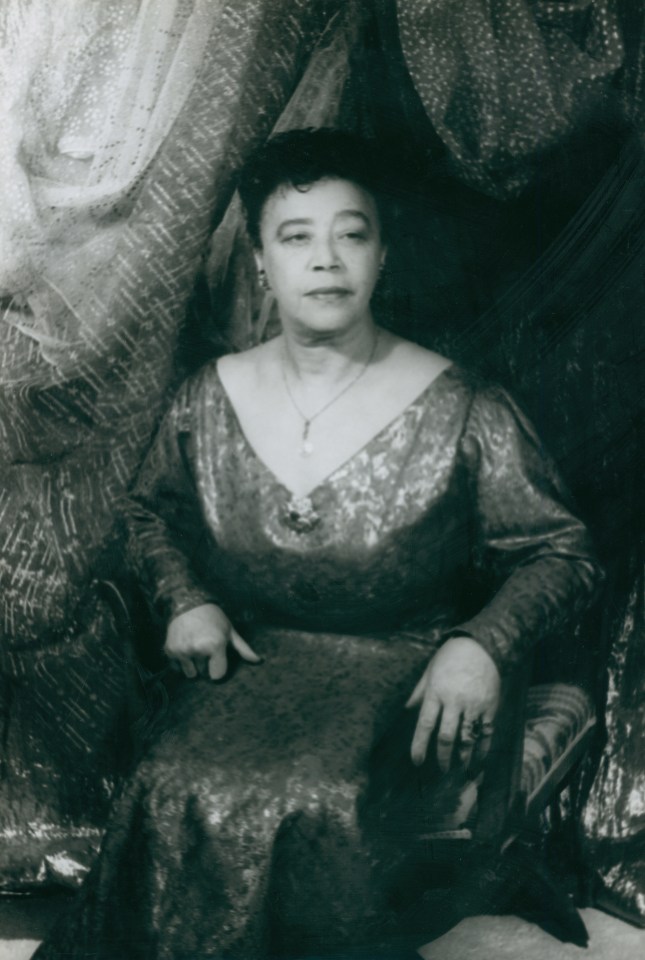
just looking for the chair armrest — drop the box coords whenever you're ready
[473,659,531,846]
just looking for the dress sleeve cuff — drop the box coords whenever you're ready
[161,587,221,624]
[440,623,507,676]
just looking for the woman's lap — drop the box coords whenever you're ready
[36,628,445,958]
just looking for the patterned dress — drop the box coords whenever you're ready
[35,361,600,959]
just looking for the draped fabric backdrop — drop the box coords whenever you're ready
[0,0,643,927]
[0,0,345,886]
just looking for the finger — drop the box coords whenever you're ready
[230,629,262,664]
[207,644,228,680]
[436,706,461,773]
[473,717,496,766]
[177,655,197,679]
[410,694,441,766]
[458,717,479,771]
[405,671,427,709]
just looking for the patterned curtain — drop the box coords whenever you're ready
[393,0,625,197]
[344,0,645,927]
[0,0,343,888]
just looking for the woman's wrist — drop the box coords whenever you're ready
[166,592,221,625]
[440,627,505,677]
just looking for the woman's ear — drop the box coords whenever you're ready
[254,250,264,275]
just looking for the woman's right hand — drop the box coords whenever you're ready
[164,603,261,680]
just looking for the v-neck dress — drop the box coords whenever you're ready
[36,361,600,959]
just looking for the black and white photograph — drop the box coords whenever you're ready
[0,2,643,958]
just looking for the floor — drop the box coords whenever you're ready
[1,897,644,959]
[422,910,645,958]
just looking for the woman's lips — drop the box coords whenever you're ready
[305,287,352,299]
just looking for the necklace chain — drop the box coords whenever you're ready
[281,331,380,456]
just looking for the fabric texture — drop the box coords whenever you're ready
[581,542,645,927]
[394,0,624,197]
[127,362,599,673]
[34,361,600,958]
[0,0,641,927]
[459,137,645,924]
[0,0,217,311]
[0,599,129,889]
[521,683,596,806]
[0,0,344,887]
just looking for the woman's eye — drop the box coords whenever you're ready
[282,233,310,245]
[341,231,367,242]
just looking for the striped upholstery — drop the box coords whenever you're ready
[521,683,596,808]
[422,683,595,844]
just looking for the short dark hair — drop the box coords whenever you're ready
[237,128,393,248]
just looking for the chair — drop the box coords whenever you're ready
[410,663,598,948]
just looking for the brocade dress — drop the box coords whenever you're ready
[36,361,600,959]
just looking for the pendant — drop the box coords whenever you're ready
[283,495,321,534]
[300,420,314,458]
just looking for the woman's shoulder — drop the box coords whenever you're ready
[388,338,530,431]
[173,356,223,403]
[377,333,458,411]
[177,342,268,400]
[384,335,497,411]
[161,356,232,430]
[384,333,452,381]
[216,341,269,384]
[449,368,540,450]
[215,341,277,415]
[389,338,517,406]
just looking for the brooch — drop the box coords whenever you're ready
[283,495,321,534]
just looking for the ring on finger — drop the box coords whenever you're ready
[463,718,492,741]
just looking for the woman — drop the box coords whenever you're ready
[36,129,600,959]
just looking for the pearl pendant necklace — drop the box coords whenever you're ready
[301,421,314,457]
[281,331,380,458]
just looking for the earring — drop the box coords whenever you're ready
[258,269,271,291]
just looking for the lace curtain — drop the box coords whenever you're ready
[0,0,220,368]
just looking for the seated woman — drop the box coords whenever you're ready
[36,129,601,959]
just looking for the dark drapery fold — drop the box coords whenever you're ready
[581,541,645,927]
[449,139,645,923]
[393,0,625,197]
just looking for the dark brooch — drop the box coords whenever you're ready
[283,495,321,534]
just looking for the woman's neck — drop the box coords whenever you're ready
[280,320,380,386]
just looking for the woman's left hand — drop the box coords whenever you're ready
[406,636,501,771]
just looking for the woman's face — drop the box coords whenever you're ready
[255,177,386,337]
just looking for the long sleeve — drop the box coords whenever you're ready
[452,384,602,674]
[122,376,218,625]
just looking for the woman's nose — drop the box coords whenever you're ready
[311,237,340,270]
